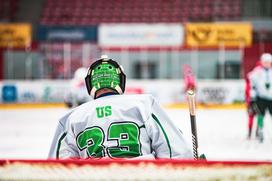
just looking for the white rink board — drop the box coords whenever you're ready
[0,79,245,104]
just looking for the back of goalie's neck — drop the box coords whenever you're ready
[95,91,118,99]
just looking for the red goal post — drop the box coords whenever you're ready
[0,159,272,180]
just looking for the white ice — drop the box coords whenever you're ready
[1,107,272,161]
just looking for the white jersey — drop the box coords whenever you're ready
[48,108,74,159]
[249,66,272,100]
[48,94,192,159]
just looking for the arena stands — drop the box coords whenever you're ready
[0,0,271,81]
[40,0,242,25]
[0,0,18,22]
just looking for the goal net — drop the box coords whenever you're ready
[0,159,272,180]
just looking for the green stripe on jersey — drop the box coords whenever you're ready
[151,113,172,158]
[56,132,67,159]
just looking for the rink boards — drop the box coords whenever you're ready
[0,159,272,180]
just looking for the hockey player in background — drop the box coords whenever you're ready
[245,61,261,139]
[64,67,91,108]
[248,53,272,142]
[183,64,196,93]
[48,56,193,159]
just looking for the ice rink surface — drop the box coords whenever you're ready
[1,107,272,161]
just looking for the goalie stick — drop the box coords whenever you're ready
[187,90,198,160]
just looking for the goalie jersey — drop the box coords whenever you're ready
[48,94,193,159]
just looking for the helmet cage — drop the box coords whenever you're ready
[85,58,126,98]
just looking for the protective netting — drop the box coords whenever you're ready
[0,159,272,181]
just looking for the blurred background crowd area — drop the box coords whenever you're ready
[0,0,271,80]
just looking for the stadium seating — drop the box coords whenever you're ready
[0,0,18,22]
[40,0,242,25]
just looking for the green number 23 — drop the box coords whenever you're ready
[76,122,141,158]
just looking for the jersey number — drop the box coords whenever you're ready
[76,122,141,158]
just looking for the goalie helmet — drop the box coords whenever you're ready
[85,56,126,98]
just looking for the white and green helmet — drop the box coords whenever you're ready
[85,57,126,98]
